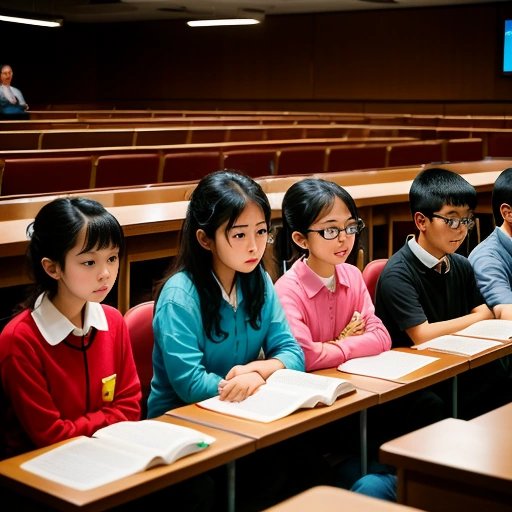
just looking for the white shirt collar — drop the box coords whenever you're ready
[407,235,448,270]
[304,258,336,291]
[212,272,238,310]
[31,293,108,346]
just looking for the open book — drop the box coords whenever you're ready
[337,350,439,381]
[413,319,512,356]
[197,368,355,423]
[20,420,215,491]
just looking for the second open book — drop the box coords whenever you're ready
[20,420,215,491]
[197,368,356,423]
[413,319,512,356]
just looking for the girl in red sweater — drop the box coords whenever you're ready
[0,197,142,458]
[1,198,213,510]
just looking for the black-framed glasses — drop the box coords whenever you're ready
[307,218,365,240]
[431,213,475,230]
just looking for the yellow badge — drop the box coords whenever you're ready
[102,373,117,402]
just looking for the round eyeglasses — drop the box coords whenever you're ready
[307,218,365,240]
[431,213,475,230]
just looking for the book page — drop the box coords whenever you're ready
[414,334,502,356]
[267,368,354,405]
[198,384,311,423]
[337,351,439,381]
[95,420,215,464]
[20,436,153,490]
[454,319,512,342]
[20,421,215,491]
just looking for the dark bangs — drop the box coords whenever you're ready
[220,182,271,238]
[80,214,124,255]
[409,168,477,217]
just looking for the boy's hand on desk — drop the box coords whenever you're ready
[218,372,265,402]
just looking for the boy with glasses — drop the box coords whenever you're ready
[375,168,497,421]
[352,168,497,503]
[375,167,493,348]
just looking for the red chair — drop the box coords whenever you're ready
[40,129,135,149]
[162,151,222,182]
[326,144,389,172]
[1,156,94,196]
[487,132,512,157]
[94,153,161,188]
[276,146,327,174]
[124,300,155,418]
[362,259,388,302]
[135,128,189,145]
[222,149,278,178]
[445,138,484,162]
[387,140,444,167]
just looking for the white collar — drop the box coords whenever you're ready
[304,258,336,291]
[31,293,108,346]
[407,235,446,270]
[212,272,238,310]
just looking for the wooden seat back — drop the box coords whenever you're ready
[326,144,389,172]
[445,138,484,162]
[40,129,135,149]
[222,149,278,178]
[161,151,222,182]
[0,156,94,196]
[94,153,161,188]
[387,140,445,167]
[277,146,328,174]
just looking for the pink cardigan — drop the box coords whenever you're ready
[274,259,391,371]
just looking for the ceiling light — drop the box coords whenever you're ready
[187,18,260,27]
[0,14,62,28]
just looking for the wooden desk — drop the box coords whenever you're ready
[167,389,377,450]
[168,387,377,479]
[470,402,512,429]
[267,170,499,260]
[318,348,468,409]
[0,170,501,313]
[0,415,254,512]
[266,170,500,211]
[0,202,189,313]
[379,418,512,512]
[467,340,512,370]
[262,485,425,512]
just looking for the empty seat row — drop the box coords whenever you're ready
[5,122,512,153]
[0,153,216,196]
[0,138,487,197]
[0,124,354,150]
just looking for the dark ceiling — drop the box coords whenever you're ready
[0,0,508,24]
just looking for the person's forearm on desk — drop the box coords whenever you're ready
[406,304,494,344]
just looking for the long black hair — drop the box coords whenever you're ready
[155,170,272,341]
[24,197,124,309]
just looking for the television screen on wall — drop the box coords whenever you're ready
[503,19,512,74]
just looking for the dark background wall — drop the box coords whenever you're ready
[3,2,512,114]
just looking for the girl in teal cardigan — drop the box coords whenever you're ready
[148,170,304,418]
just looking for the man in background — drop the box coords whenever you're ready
[0,64,29,119]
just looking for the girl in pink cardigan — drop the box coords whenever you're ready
[274,178,391,371]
